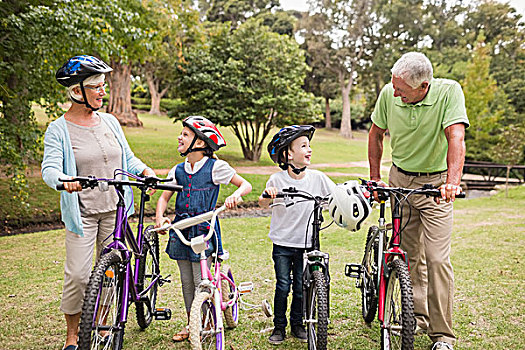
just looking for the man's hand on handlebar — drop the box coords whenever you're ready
[437,183,462,204]
[369,178,387,202]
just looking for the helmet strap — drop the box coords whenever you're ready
[180,135,209,157]
[78,82,101,112]
[283,149,306,174]
[289,163,307,175]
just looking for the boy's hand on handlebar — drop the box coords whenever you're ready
[263,187,279,199]
[225,194,242,209]
[437,183,462,203]
[154,216,170,235]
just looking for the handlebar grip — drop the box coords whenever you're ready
[155,184,183,192]
[456,192,466,198]
[56,184,65,191]
[262,193,287,199]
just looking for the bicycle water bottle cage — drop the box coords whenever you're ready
[190,236,207,254]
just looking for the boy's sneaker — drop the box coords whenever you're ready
[432,341,454,350]
[291,325,308,342]
[268,328,286,345]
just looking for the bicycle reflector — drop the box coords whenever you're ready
[328,181,372,231]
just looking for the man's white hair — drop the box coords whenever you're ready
[391,52,433,89]
[67,74,105,101]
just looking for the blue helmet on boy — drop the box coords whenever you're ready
[267,125,315,171]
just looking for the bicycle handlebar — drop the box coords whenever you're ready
[261,187,326,202]
[56,176,183,192]
[362,180,465,201]
[150,205,229,247]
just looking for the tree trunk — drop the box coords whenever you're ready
[340,75,353,139]
[325,97,332,129]
[145,72,169,115]
[107,60,142,127]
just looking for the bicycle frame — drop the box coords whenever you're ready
[375,197,409,324]
[59,174,182,327]
[152,205,240,329]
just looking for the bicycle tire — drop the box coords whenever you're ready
[381,259,415,350]
[78,251,126,350]
[361,226,379,323]
[221,264,239,328]
[135,226,160,329]
[189,291,224,350]
[306,270,329,350]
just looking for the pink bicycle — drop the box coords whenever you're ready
[153,205,271,350]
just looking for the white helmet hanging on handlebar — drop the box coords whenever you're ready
[328,180,372,232]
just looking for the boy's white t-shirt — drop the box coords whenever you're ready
[266,169,335,248]
[167,156,235,186]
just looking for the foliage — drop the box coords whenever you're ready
[170,19,319,161]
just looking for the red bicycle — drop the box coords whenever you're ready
[345,180,464,350]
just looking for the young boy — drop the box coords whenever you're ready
[259,125,335,345]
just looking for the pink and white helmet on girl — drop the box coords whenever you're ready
[182,116,226,151]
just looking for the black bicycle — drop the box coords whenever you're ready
[263,187,331,350]
[58,171,182,350]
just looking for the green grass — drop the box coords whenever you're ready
[0,186,523,349]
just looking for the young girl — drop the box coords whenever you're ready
[155,116,252,342]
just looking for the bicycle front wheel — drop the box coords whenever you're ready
[361,226,379,323]
[136,226,160,329]
[78,251,126,350]
[189,291,224,350]
[381,259,415,350]
[221,264,239,328]
[306,270,328,350]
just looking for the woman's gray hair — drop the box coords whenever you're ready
[67,74,105,101]
[391,52,433,88]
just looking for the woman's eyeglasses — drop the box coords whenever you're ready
[84,84,107,93]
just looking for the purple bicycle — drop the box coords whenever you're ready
[58,171,182,350]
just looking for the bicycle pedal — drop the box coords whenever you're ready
[238,281,254,294]
[154,308,172,320]
[345,263,361,278]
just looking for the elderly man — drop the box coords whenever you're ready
[368,52,469,350]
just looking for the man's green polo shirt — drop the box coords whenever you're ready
[371,78,469,173]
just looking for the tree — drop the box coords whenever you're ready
[137,0,201,115]
[306,0,376,139]
[199,0,279,27]
[461,33,504,161]
[171,19,319,161]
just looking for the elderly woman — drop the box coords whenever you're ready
[41,55,155,350]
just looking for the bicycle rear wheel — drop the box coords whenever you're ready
[361,226,379,323]
[78,251,126,350]
[136,226,160,329]
[189,291,224,350]
[306,269,328,350]
[381,258,415,350]
[221,264,239,328]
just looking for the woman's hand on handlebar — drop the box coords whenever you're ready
[142,168,158,195]
[63,176,83,193]
[154,216,170,235]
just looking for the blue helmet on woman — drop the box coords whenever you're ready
[56,55,112,111]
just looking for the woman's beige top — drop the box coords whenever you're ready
[66,119,123,215]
